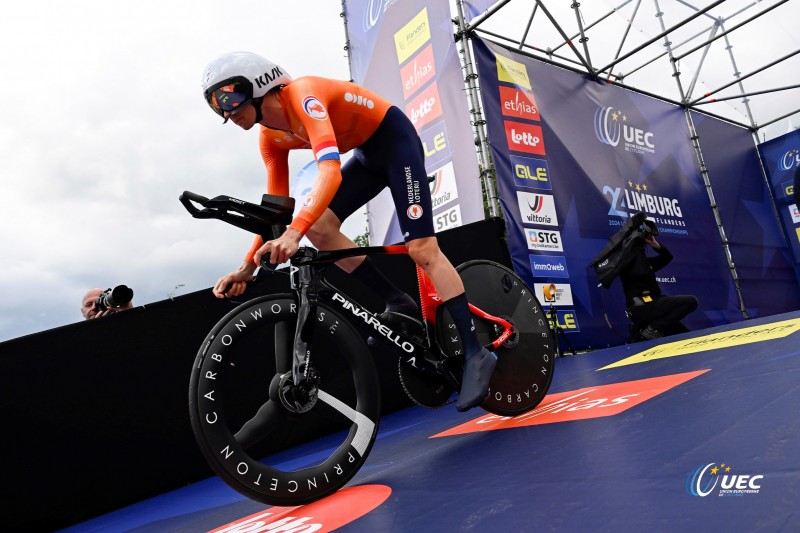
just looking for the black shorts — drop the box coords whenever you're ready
[328,106,435,242]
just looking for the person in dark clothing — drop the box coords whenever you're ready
[619,220,698,340]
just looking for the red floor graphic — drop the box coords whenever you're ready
[431,369,710,438]
[208,484,392,533]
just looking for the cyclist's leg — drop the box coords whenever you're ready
[312,140,418,313]
[405,238,497,411]
[366,107,496,411]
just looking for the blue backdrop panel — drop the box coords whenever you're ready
[472,38,732,349]
[691,112,800,319]
[758,129,800,274]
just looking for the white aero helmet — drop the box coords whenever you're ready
[201,51,292,119]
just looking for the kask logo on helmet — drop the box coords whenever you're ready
[254,66,287,91]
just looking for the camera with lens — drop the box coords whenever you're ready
[95,285,134,312]
[638,219,659,238]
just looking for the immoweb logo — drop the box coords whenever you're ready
[686,462,765,497]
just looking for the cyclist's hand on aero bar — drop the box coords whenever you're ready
[213,262,257,299]
[254,228,303,266]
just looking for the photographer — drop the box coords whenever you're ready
[619,220,698,340]
[81,286,134,320]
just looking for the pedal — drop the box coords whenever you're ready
[397,356,454,408]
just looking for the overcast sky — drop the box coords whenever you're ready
[0,1,356,342]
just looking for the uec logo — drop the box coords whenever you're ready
[778,149,800,171]
[594,106,654,149]
[686,463,764,497]
[363,0,382,31]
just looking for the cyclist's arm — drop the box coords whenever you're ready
[243,140,291,265]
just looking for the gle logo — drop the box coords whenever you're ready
[302,96,327,120]
[686,462,764,497]
[778,148,800,171]
[594,106,655,153]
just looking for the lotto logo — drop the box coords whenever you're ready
[504,121,546,155]
[405,81,442,130]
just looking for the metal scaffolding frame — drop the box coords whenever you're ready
[451,0,799,318]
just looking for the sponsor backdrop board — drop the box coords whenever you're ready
[757,129,800,273]
[472,37,742,349]
[343,0,483,245]
[692,112,800,317]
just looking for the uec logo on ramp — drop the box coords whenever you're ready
[686,462,764,497]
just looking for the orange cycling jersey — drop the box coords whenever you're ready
[245,76,392,264]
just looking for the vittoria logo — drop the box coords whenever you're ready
[516,191,558,226]
[428,161,458,210]
[594,105,655,154]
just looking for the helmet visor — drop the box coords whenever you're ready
[205,82,251,117]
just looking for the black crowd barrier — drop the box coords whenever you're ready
[0,218,511,531]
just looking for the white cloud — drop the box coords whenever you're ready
[0,0,359,341]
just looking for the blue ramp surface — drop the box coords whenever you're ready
[65,311,800,532]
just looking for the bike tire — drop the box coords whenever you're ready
[188,294,381,506]
[440,260,556,416]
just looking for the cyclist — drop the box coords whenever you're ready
[201,51,495,411]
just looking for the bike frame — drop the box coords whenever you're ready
[178,190,514,388]
[283,244,514,389]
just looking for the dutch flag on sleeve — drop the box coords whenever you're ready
[314,140,340,163]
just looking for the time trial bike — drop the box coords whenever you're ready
[180,191,556,506]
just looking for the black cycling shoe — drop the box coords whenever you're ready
[456,347,497,412]
[640,325,664,340]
